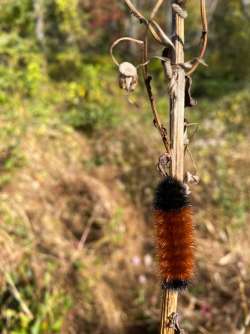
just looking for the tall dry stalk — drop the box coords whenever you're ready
[111,1,208,332]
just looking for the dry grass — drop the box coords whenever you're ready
[0,115,249,333]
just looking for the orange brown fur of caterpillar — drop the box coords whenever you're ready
[154,176,194,290]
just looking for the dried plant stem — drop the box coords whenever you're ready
[111,1,208,331]
[187,0,208,75]
[123,0,174,48]
[151,0,166,20]
[110,37,144,66]
[142,31,171,154]
[5,272,33,319]
[161,290,179,334]
[160,1,185,333]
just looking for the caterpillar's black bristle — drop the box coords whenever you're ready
[162,279,189,291]
[154,176,190,212]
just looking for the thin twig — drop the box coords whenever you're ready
[110,37,144,66]
[144,76,171,154]
[123,0,148,23]
[187,0,208,75]
[186,146,198,174]
[150,19,175,49]
[140,25,171,154]
[151,0,166,20]
[77,219,94,251]
[123,0,174,48]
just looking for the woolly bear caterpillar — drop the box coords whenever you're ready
[154,176,194,290]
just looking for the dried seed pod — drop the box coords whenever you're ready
[118,62,138,92]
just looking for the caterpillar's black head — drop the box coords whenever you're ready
[154,176,190,212]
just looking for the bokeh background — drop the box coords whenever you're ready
[0,0,249,333]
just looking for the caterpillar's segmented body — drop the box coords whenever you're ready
[154,176,194,290]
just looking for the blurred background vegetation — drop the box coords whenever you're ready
[0,0,249,333]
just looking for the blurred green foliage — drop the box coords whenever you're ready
[192,1,250,97]
[0,0,119,136]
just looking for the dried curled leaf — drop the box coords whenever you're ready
[157,153,171,176]
[185,171,200,185]
[118,62,138,92]
[185,75,197,107]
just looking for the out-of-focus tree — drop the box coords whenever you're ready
[240,0,250,17]
[0,0,249,96]
[212,0,250,79]
[188,0,250,97]
[33,0,45,47]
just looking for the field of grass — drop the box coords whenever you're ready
[0,62,249,332]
